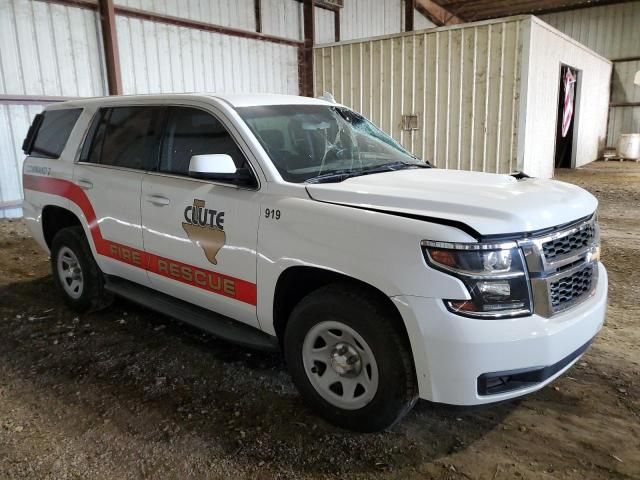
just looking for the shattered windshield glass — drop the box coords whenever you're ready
[237,104,428,183]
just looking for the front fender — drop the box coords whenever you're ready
[256,196,475,335]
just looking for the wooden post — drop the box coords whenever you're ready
[300,0,315,97]
[254,0,262,33]
[405,0,415,31]
[99,0,122,95]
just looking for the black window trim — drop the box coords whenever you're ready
[78,106,167,172]
[25,107,83,159]
[75,103,261,191]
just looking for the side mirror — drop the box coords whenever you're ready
[188,154,255,186]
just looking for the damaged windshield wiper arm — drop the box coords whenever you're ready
[306,162,429,184]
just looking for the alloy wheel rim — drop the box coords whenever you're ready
[57,246,84,299]
[302,320,379,410]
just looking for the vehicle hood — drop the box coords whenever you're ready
[305,169,597,237]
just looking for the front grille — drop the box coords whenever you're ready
[549,264,594,311]
[519,216,599,317]
[542,223,595,260]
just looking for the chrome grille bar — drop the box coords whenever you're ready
[518,215,599,318]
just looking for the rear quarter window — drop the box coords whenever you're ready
[23,108,83,159]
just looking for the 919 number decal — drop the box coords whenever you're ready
[265,208,281,220]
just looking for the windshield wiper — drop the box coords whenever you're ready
[306,161,429,184]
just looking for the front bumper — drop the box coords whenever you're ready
[391,262,608,405]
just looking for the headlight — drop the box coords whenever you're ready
[422,240,532,319]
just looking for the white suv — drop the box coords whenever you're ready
[21,94,607,432]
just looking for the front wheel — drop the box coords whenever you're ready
[284,284,418,432]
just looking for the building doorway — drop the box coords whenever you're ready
[554,65,580,169]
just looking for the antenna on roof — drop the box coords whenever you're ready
[318,92,337,104]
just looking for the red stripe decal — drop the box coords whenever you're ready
[24,174,257,306]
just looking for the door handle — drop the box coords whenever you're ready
[77,179,93,190]
[146,194,170,206]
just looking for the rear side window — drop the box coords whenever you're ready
[159,107,247,176]
[23,108,82,158]
[80,106,164,170]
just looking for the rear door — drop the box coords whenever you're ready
[73,106,164,286]
[140,105,262,328]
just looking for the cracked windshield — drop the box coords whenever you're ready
[238,105,428,183]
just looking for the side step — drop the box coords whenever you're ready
[104,276,279,352]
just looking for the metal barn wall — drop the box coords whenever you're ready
[116,15,300,95]
[609,59,640,146]
[415,9,437,30]
[340,0,403,41]
[314,17,525,174]
[262,0,302,40]
[315,5,335,44]
[540,2,640,146]
[0,0,106,97]
[520,18,612,178]
[0,0,107,218]
[114,0,257,32]
[0,103,48,218]
[539,2,640,60]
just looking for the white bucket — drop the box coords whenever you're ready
[617,133,640,160]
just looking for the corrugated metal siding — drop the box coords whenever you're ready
[608,107,640,147]
[539,2,640,59]
[116,15,300,95]
[0,0,106,96]
[314,6,335,44]
[612,60,640,104]
[115,0,257,32]
[414,9,436,30]
[262,0,302,40]
[314,18,524,174]
[340,0,403,41]
[0,0,107,217]
[608,58,640,144]
[0,102,45,218]
[521,18,612,178]
[540,2,640,145]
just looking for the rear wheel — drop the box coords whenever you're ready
[51,226,112,312]
[284,284,418,432]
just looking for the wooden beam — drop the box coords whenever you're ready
[610,102,640,108]
[450,0,637,21]
[405,0,415,31]
[254,0,262,33]
[39,0,302,47]
[114,6,303,47]
[414,0,465,26]
[300,0,315,97]
[99,0,122,95]
[292,0,339,11]
[334,8,340,42]
[612,56,640,63]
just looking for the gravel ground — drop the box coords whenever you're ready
[0,161,639,479]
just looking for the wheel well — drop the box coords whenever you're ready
[272,266,410,347]
[42,206,82,248]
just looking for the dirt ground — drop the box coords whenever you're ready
[0,161,638,479]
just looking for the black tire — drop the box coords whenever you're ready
[50,226,112,312]
[284,283,418,432]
